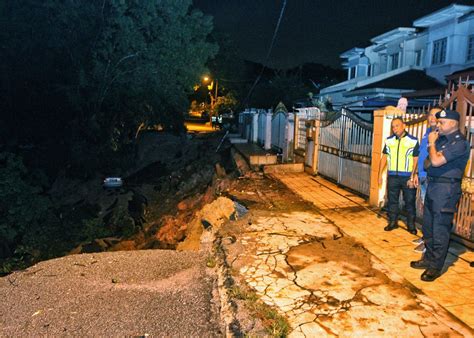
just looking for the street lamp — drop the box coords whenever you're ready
[202,75,218,113]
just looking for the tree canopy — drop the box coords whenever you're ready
[1,0,217,173]
[0,0,217,271]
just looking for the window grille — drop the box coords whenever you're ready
[432,38,447,65]
[467,35,474,61]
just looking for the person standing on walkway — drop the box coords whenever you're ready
[412,107,441,251]
[378,117,420,234]
[411,109,470,282]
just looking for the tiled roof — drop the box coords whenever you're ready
[354,70,443,91]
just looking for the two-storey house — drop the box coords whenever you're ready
[319,4,474,113]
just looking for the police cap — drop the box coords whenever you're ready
[435,109,460,121]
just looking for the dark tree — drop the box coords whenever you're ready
[0,0,217,271]
[1,0,217,173]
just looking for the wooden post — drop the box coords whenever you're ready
[457,87,468,135]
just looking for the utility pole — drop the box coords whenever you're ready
[209,78,218,113]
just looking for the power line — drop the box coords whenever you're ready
[243,0,287,107]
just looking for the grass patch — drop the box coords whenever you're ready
[206,255,217,268]
[229,285,289,337]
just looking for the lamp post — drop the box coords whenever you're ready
[203,76,218,113]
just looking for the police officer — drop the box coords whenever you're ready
[410,109,470,282]
[378,118,420,235]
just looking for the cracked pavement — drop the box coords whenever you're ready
[228,210,470,337]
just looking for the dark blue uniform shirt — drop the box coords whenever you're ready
[427,130,470,179]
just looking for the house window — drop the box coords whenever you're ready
[415,50,423,66]
[367,64,372,77]
[432,38,447,65]
[467,35,474,61]
[349,66,356,79]
[389,53,399,70]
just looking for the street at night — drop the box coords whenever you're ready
[1,1,474,336]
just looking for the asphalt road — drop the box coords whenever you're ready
[0,250,223,336]
[185,120,216,133]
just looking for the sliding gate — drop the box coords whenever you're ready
[318,108,373,196]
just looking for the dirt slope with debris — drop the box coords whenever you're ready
[1,131,236,336]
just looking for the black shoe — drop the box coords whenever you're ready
[407,228,417,235]
[410,260,430,270]
[421,268,442,282]
[384,222,398,231]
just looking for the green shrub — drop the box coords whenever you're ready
[0,152,53,258]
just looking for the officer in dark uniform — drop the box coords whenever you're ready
[410,109,470,282]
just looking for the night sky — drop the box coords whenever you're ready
[193,0,474,69]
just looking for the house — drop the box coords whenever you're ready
[319,4,474,113]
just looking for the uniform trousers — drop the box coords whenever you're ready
[387,175,416,223]
[422,181,462,271]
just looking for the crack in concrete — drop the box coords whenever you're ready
[231,211,471,336]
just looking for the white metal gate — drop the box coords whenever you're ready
[318,108,373,196]
[271,110,287,153]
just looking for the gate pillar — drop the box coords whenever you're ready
[304,119,320,174]
[369,108,399,207]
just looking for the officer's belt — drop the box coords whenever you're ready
[427,176,461,183]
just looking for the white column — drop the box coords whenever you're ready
[251,110,259,143]
[286,113,295,161]
[264,109,272,150]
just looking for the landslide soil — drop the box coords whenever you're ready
[55,130,236,255]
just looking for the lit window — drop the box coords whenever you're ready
[467,35,474,61]
[432,38,447,65]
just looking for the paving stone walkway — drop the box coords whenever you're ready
[269,172,474,332]
[234,209,471,336]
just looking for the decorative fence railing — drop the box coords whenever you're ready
[443,81,474,243]
[296,119,307,150]
[318,108,373,196]
[294,107,320,151]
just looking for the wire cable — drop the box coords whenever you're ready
[243,0,287,107]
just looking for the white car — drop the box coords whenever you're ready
[103,177,123,189]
